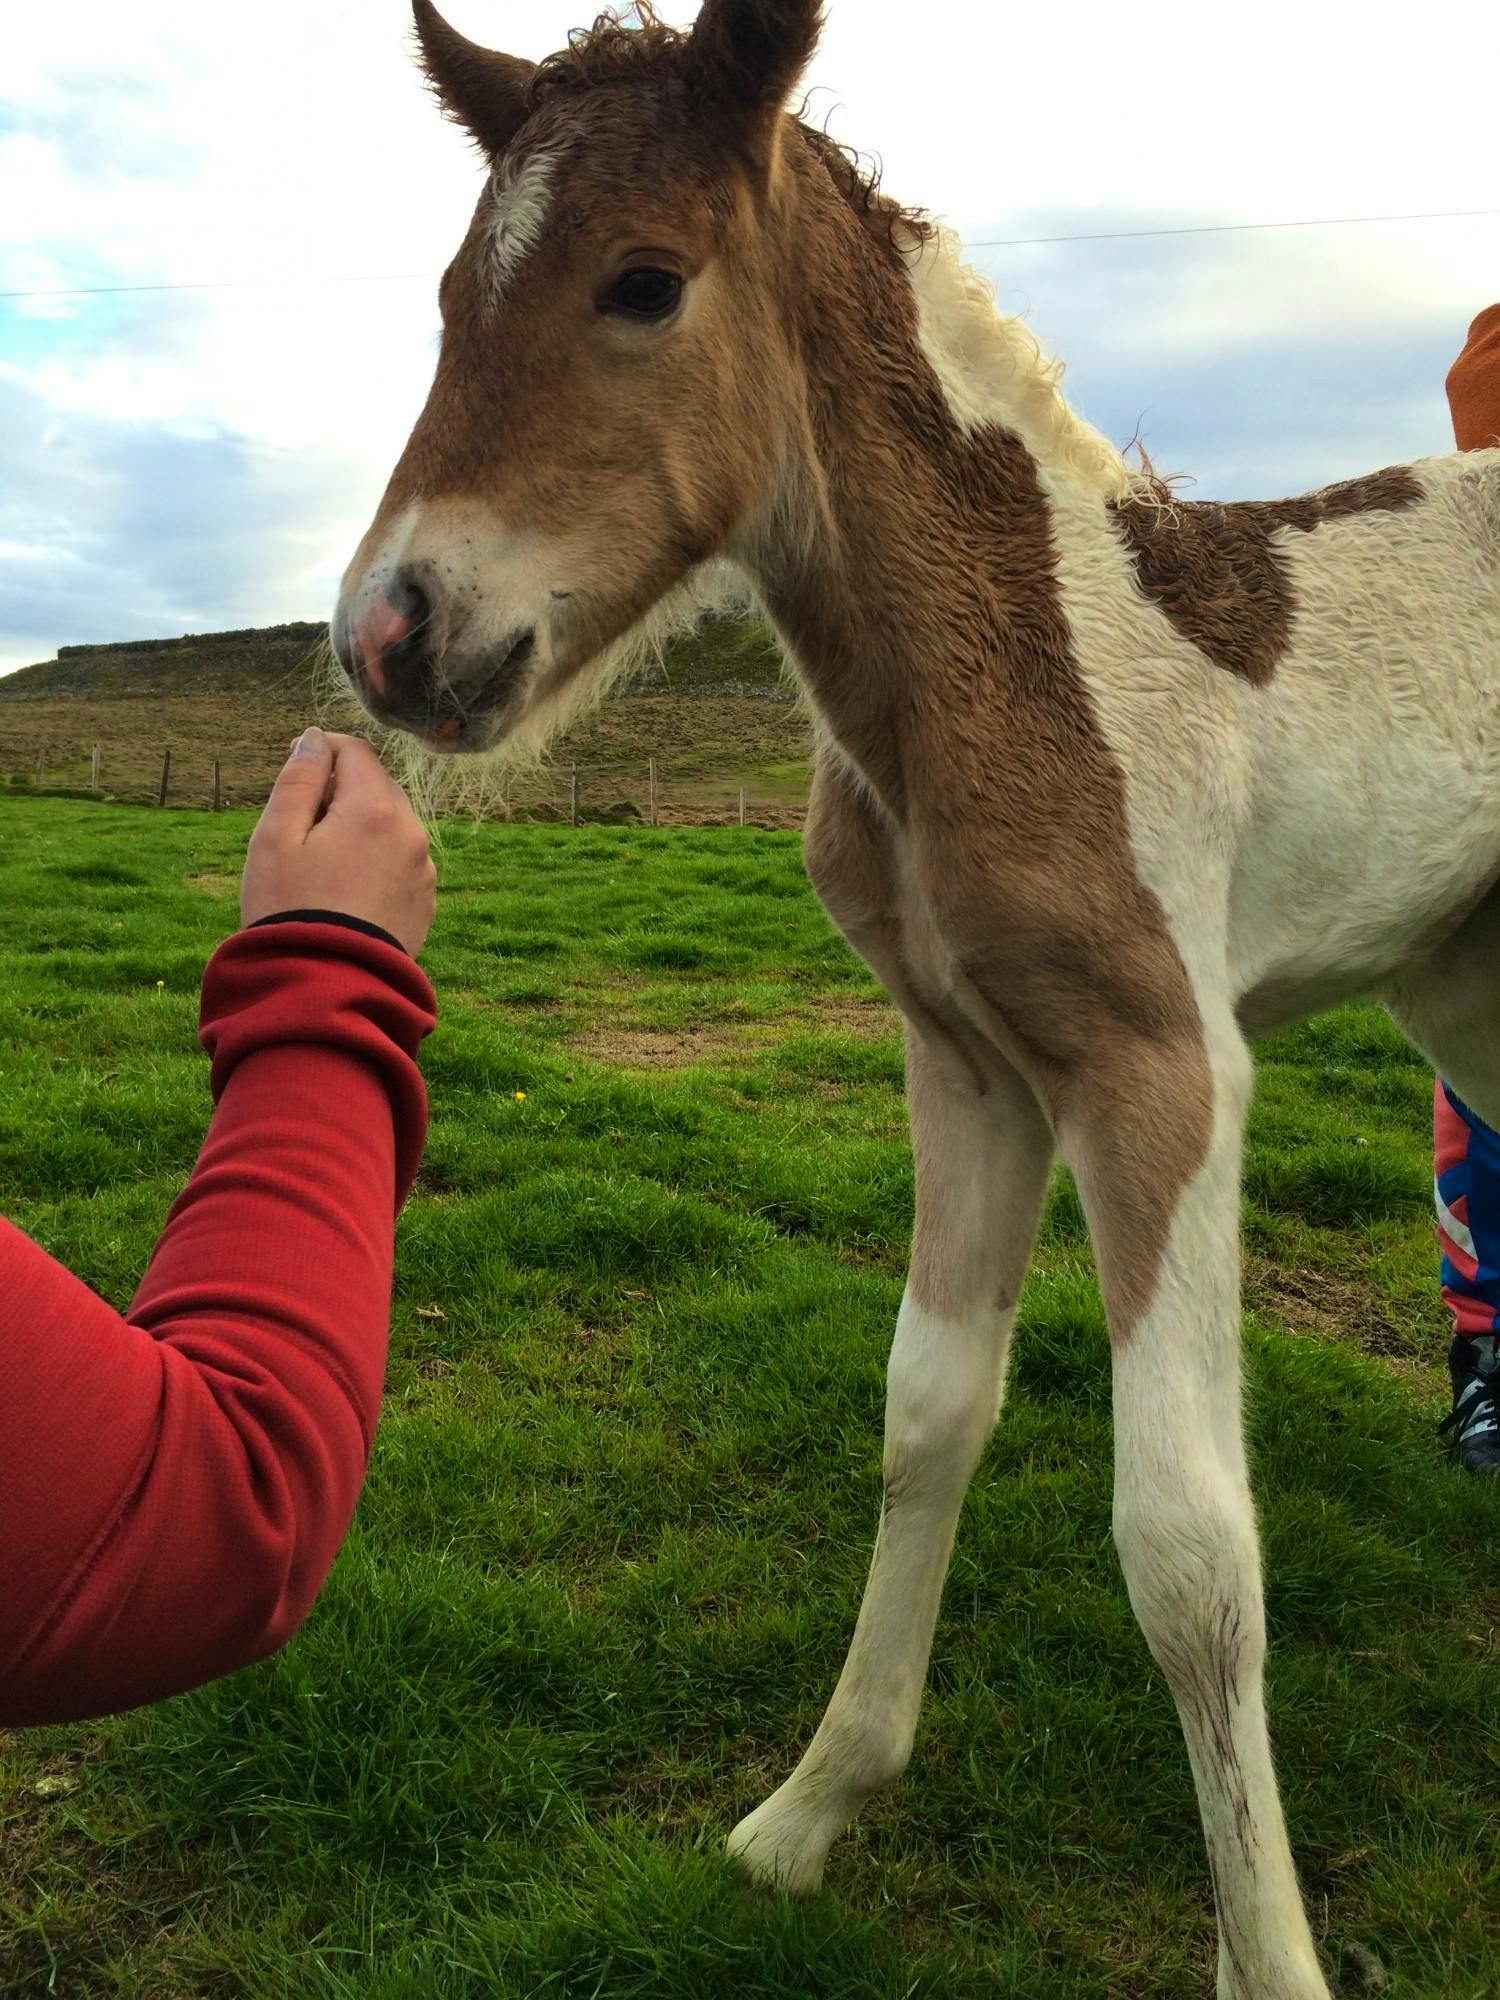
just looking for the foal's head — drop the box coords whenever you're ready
[335,0,839,757]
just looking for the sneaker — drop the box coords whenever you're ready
[1439,1334,1500,1475]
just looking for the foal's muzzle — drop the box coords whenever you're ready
[334,565,536,752]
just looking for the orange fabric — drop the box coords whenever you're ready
[1446,303,1500,452]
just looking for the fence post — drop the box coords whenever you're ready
[648,756,657,827]
[738,785,746,827]
[90,744,100,792]
[570,763,578,827]
[157,748,171,807]
[212,759,222,812]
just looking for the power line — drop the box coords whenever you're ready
[967,205,1500,250]
[3,203,1497,302]
[0,270,428,301]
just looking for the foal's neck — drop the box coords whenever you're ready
[742,196,1127,818]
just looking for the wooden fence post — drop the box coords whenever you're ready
[90,744,100,792]
[570,763,578,827]
[157,748,171,807]
[738,785,746,827]
[648,757,657,827]
[212,760,222,812]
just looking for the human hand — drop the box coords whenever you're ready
[240,728,437,957]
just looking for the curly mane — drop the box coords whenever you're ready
[527,5,688,107]
[524,6,932,256]
[793,120,934,255]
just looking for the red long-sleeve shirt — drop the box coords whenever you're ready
[0,916,436,1726]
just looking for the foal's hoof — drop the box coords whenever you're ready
[726,1792,830,1897]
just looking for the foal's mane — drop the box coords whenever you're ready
[794,120,935,257]
[527,5,932,254]
[527,4,686,103]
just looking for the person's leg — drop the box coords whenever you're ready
[1385,890,1500,1476]
[1433,1079,1500,1473]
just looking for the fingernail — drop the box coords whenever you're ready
[292,727,326,758]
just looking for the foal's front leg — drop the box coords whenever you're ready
[729,1030,1052,1892]
[1069,1020,1330,2000]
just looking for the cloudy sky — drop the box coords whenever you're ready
[2,0,1496,675]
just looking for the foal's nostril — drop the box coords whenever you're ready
[351,571,436,699]
[388,570,431,637]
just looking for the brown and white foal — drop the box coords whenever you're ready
[334,4,1500,1993]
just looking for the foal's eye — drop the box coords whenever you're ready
[600,268,683,321]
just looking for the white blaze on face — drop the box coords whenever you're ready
[487,150,557,302]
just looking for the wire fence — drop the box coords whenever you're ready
[0,735,811,830]
[0,736,286,812]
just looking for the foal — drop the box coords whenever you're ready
[334,4,1500,1993]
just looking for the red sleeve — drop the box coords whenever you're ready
[0,921,436,1726]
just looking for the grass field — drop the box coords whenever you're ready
[1,796,1497,1999]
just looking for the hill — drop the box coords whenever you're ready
[0,614,808,823]
[0,623,332,702]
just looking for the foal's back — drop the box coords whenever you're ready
[1070,448,1500,1022]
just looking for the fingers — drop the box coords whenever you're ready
[321,734,398,816]
[258,725,421,858]
[241,726,435,952]
[257,727,337,842]
[321,740,425,843]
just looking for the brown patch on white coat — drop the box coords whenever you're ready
[1111,466,1423,683]
[333,7,1500,1995]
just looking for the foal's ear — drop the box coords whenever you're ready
[412,0,536,153]
[685,0,823,124]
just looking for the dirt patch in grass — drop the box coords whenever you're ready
[183,871,238,897]
[569,992,896,1068]
[569,1022,765,1069]
[1246,1256,1442,1386]
[808,994,898,1036]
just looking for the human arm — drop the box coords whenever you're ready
[0,733,438,1725]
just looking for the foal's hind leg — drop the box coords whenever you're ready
[728,1028,1052,1893]
[1068,1014,1329,2000]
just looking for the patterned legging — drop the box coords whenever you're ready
[1434,1080,1500,1339]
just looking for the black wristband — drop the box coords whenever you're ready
[248,909,408,956]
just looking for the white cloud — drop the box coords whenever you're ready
[2,0,1497,671]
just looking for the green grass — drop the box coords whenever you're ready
[1,797,1497,1998]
